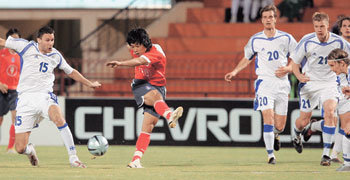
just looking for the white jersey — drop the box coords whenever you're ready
[5,36,73,95]
[244,30,297,80]
[337,68,350,98]
[291,32,350,82]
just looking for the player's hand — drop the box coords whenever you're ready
[0,83,8,93]
[342,86,350,98]
[275,66,290,78]
[106,61,121,68]
[296,73,310,83]
[224,71,237,82]
[89,81,101,89]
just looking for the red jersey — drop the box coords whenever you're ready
[0,48,21,90]
[130,44,166,86]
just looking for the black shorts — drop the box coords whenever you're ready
[131,79,166,118]
[0,90,18,116]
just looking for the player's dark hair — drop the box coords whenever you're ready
[327,48,350,65]
[6,28,21,39]
[259,5,277,18]
[338,16,350,34]
[312,12,329,22]
[126,28,152,52]
[37,26,55,38]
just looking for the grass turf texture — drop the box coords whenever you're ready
[0,146,349,179]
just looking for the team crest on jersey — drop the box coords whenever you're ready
[11,57,15,63]
[6,64,18,77]
[261,48,265,51]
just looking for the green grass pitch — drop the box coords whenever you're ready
[0,145,349,179]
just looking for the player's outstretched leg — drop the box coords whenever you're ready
[153,100,183,128]
[58,123,86,168]
[25,143,39,166]
[168,107,183,128]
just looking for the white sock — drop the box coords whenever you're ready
[311,119,323,132]
[294,127,302,136]
[58,123,77,156]
[331,130,343,159]
[342,135,350,165]
[24,144,33,155]
[322,125,335,157]
[263,124,274,158]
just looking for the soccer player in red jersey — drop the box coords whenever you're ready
[0,28,21,153]
[106,28,183,168]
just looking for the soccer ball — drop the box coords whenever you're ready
[87,135,109,156]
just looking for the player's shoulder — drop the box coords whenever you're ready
[250,31,264,38]
[330,32,344,41]
[300,32,316,41]
[148,44,165,57]
[297,32,316,45]
[48,48,63,56]
[7,36,29,43]
[276,30,294,38]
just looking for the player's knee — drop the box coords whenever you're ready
[54,118,66,127]
[275,126,284,133]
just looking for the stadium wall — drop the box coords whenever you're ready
[65,98,326,148]
[0,97,328,147]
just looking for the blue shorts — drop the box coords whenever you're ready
[131,79,166,118]
[0,90,18,116]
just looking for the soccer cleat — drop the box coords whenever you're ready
[274,134,281,151]
[336,164,350,171]
[127,159,144,168]
[168,107,183,128]
[71,160,87,168]
[6,148,16,154]
[27,143,39,166]
[302,119,317,142]
[320,155,331,166]
[268,157,276,165]
[292,135,303,153]
[330,157,342,164]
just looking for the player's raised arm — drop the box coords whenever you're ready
[67,69,101,89]
[106,57,148,68]
[224,57,251,82]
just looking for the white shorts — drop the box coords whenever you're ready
[338,97,350,115]
[254,78,290,115]
[15,92,58,133]
[298,81,339,113]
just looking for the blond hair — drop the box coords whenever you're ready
[312,12,329,22]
